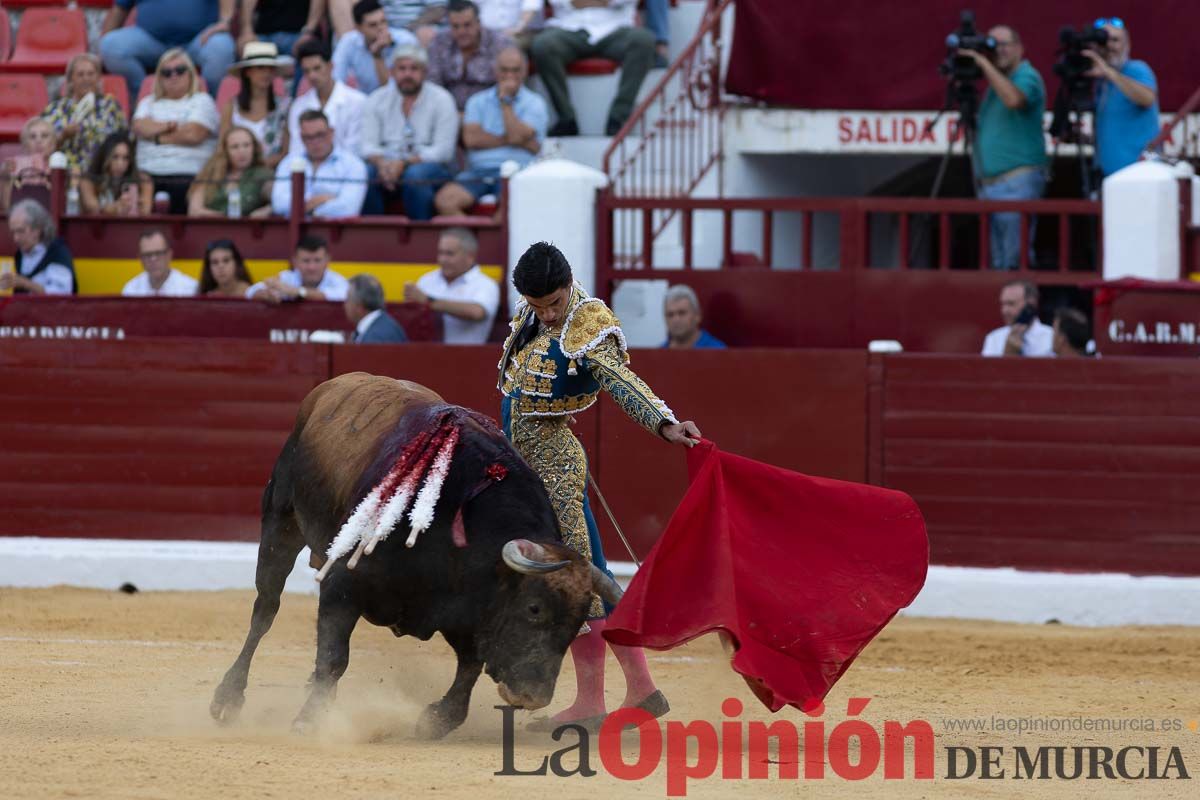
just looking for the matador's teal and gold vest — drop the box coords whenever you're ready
[497,291,629,417]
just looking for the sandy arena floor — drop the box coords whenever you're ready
[1,587,1197,799]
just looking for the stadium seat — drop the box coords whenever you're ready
[101,74,130,117]
[4,8,88,74]
[137,74,209,104]
[0,13,11,62]
[0,73,50,141]
[567,58,619,76]
[1,0,71,6]
[77,0,116,7]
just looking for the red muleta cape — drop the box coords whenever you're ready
[604,439,928,712]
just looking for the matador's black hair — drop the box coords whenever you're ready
[512,242,573,299]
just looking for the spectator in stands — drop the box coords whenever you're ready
[198,238,254,297]
[332,0,447,47]
[219,42,292,170]
[271,110,368,218]
[1053,308,1093,358]
[42,55,128,178]
[531,0,656,136]
[237,0,326,63]
[981,280,1054,358]
[426,1,512,110]
[248,234,350,302]
[662,284,725,348]
[404,227,499,343]
[332,0,420,95]
[434,47,545,216]
[1,200,76,295]
[345,273,409,342]
[132,49,220,214]
[100,0,237,99]
[122,229,200,296]
[959,26,1046,270]
[0,118,57,213]
[188,127,274,217]
[361,46,458,219]
[477,0,541,49]
[643,0,670,68]
[1087,18,1160,178]
[80,133,155,216]
[289,41,367,157]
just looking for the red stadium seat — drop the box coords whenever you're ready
[0,73,50,142]
[77,0,116,7]
[0,12,11,62]
[5,8,88,74]
[567,58,619,76]
[102,74,130,117]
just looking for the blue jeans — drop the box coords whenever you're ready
[643,0,669,44]
[452,165,501,200]
[978,167,1046,270]
[99,26,236,98]
[362,161,451,220]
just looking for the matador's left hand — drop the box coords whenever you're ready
[661,420,702,448]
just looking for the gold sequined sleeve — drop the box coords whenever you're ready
[586,337,679,436]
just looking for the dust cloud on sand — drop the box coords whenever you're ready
[2,587,1197,799]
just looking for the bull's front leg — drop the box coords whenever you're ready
[416,631,482,740]
[292,576,360,734]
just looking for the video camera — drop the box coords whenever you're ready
[940,10,996,84]
[1049,25,1109,139]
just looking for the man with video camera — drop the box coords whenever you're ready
[1085,18,1159,178]
[959,26,1046,270]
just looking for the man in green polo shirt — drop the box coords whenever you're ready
[960,26,1047,270]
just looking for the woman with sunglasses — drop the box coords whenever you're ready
[198,239,254,298]
[1084,18,1160,179]
[131,49,219,214]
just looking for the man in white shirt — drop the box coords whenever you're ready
[981,280,1055,357]
[477,0,541,48]
[404,227,499,343]
[531,0,655,136]
[122,229,199,297]
[2,200,75,295]
[249,235,351,303]
[290,39,368,156]
[272,110,369,218]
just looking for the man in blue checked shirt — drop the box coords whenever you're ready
[433,47,547,216]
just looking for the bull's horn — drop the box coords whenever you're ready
[590,565,624,606]
[502,540,570,574]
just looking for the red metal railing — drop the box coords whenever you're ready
[1146,84,1200,159]
[596,195,1105,295]
[602,0,730,200]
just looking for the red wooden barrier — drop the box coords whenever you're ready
[4,341,1200,576]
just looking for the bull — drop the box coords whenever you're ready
[209,373,621,739]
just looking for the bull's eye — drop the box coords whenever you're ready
[528,603,541,616]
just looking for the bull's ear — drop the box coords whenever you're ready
[590,564,623,606]
[502,539,571,574]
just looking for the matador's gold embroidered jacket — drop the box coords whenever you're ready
[497,286,679,433]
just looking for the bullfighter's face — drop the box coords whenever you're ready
[524,287,572,329]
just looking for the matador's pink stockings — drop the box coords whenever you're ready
[551,618,660,722]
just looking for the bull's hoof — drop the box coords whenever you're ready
[291,715,317,736]
[209,684,245,726]
[416,703,462,740]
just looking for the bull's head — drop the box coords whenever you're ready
[480,539,623,710]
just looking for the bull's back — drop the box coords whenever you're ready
[292,372,444,508]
